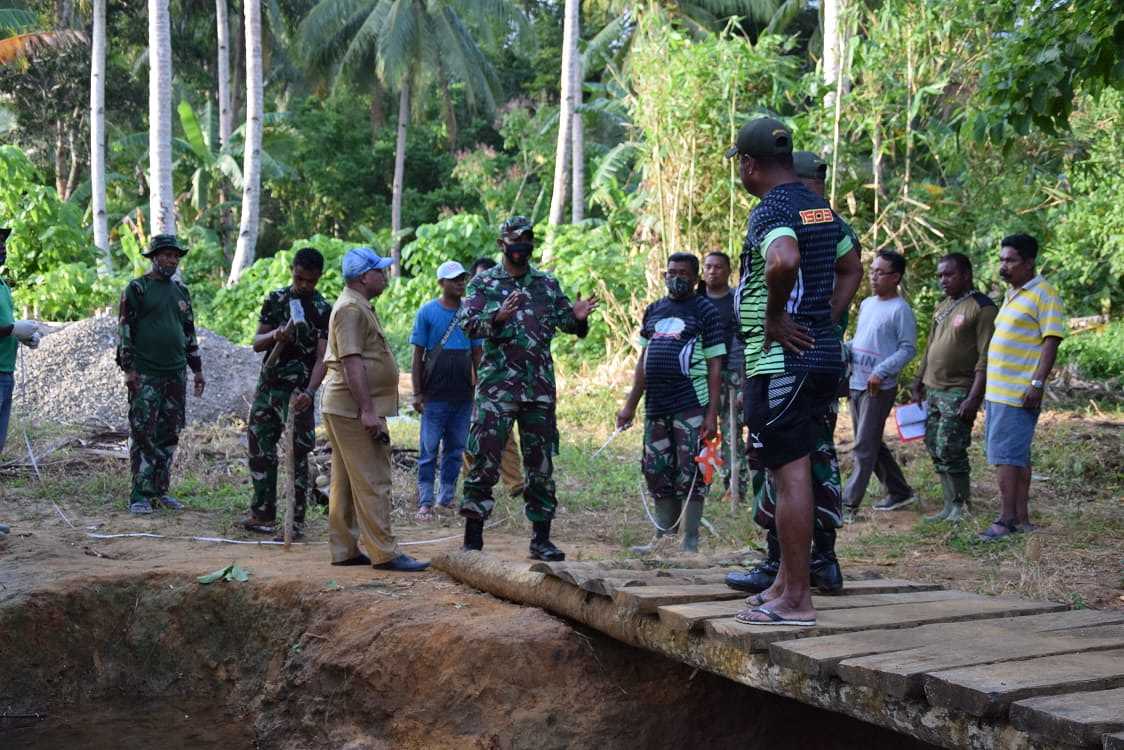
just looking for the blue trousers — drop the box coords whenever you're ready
[417,399,472,508]
[0,372,13,456]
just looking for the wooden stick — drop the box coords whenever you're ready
[283,404,296,550]
[728,382,740,512]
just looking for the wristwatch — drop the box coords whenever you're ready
[1030,379,1045,389]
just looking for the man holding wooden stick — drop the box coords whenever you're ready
[241,247,331,541]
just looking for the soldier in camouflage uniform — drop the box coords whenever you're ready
[116,235,206,514]
[242,248,332,539]
[459,216,598,561]
[912,253,996,522]
[726,150,863,595]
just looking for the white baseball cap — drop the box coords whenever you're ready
[436,260,468,280]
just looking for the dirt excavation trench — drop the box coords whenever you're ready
[0,573,937,749]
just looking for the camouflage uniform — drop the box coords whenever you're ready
[459,264,588,523]
[247,288,332,525]
[642,405,709,527]
[717,369,748,496]
[116,275,202,506]
[923,386,973,506]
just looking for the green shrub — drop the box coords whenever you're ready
[1057,320,1124,380]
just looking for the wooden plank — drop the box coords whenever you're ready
[613,584,744,614]
[771,609,1124,678]
[659,590,974,632]
[1103,730,1124,750]
[705,597,1066,653]
[839,622,1124,699]
[924,648,1124,718]
[1010,687,1124,747]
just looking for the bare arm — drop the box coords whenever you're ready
[1023,336,1062,411]
[830,248,862,326]
[616,353,647,430]
[702,357,722,441]
[252,321,284,352]
[410,345,426,412]
[763,236,814,354]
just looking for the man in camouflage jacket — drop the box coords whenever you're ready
[242,248,332,539]
[459,216,597,561]
[116,234,205,514]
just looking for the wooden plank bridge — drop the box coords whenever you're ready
[433,552,1124,749]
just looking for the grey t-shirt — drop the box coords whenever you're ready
[848,295,917,391]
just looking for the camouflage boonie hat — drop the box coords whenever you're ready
[500,216,534,241]
[143,234,187,258]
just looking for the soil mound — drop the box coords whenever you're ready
[16,315,261,427]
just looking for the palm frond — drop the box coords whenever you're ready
[582,11,633,74]
[0,8,37,35]
[0,29,86,65]
[591,141,638,192]
[298,0,375,68]
[377,0,421,89]
[337,5,383,83]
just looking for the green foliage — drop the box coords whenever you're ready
[0,145,113,318]
[1057,321,1124,381]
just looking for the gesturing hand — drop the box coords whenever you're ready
[194,371,206,397]
[292,391,312,413]
[494,291,525,324]
[573,294,599,322]
[616,405,635,431]
[763,312,814,355]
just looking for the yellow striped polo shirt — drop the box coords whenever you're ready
[984,275,1066,407]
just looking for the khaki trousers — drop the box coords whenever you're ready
[464,431,524,494]
[324,413,400,564]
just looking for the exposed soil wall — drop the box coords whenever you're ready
[0,574,935,749]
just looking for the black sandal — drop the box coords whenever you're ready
[977,517,1017,542]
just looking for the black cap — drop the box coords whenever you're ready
[793,151,827,180]
[143,234,187,258]
[500,215,534,241]
[725,117,793,159]
[0,228,10,243]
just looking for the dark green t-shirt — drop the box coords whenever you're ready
[116,276,201,377]
[0,277,15,373]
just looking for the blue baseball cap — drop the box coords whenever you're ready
[342,246,394,280]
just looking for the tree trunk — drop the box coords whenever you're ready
[216,0,233,148]
[90,0,110,272]
[54,120,66,197]
[227,0,262,286]
[368,76,385,137]
[390,82,409,275]
[148,0,176,235]
[570,52,585,223]
[822,0,849,107]
[231,2,245,125]
[440,78,458,151]
[547,0,578,231]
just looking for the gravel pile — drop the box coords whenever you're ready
[16,316,263,428]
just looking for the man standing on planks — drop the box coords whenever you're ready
[912,253,996,523]
[459,216,598,560]
[726,151,862,595]
[241,247,332,540]
[321,247,428,572]
[116,234,206,514]
[726,119,853,628]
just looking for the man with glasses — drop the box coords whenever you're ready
[842,250,917,521]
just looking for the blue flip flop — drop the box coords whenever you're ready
[735,606,816,627]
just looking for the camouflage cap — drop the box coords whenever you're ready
[793,151,828,181]
[143,234,187,258]
[500,216,534,241]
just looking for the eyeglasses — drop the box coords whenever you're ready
[870,269,899,278]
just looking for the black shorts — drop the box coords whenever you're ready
[744,372,838,470]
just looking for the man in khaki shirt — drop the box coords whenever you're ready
[912,253,997,522]
[322,247,428,572]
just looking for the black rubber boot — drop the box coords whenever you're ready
[529,520,565,561]
[462,517,484,551]
[809,528,844,593]
[680,500,704,553]
[725,530,780,592]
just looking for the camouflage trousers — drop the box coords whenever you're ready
[751,402,843,531]
[642,406,709,504]
[128,372,186,505]
[717,370,749,496]
[924,387,973,476]
[461,400,558,523]
[247,382,315,524]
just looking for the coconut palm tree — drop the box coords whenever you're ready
[216,0,233,147]
[228,0,262,285]
[148,0,175,235]
[89,0,110,273]
[547,0,578,229]
[298,0,526,270]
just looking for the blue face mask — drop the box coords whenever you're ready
[665,275,692,298]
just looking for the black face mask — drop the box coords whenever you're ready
[503,242,533,267]
[665,276,693,299]
[155,262,177,279]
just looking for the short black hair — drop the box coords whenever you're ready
[667,252,700,275]
[471,257,497,274]
[938,253,972,276]
[704,251,731,268]
[1001,233,1038,262]
[877,249,906,277]
[751,152,794,171]
[293,247,325,272]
